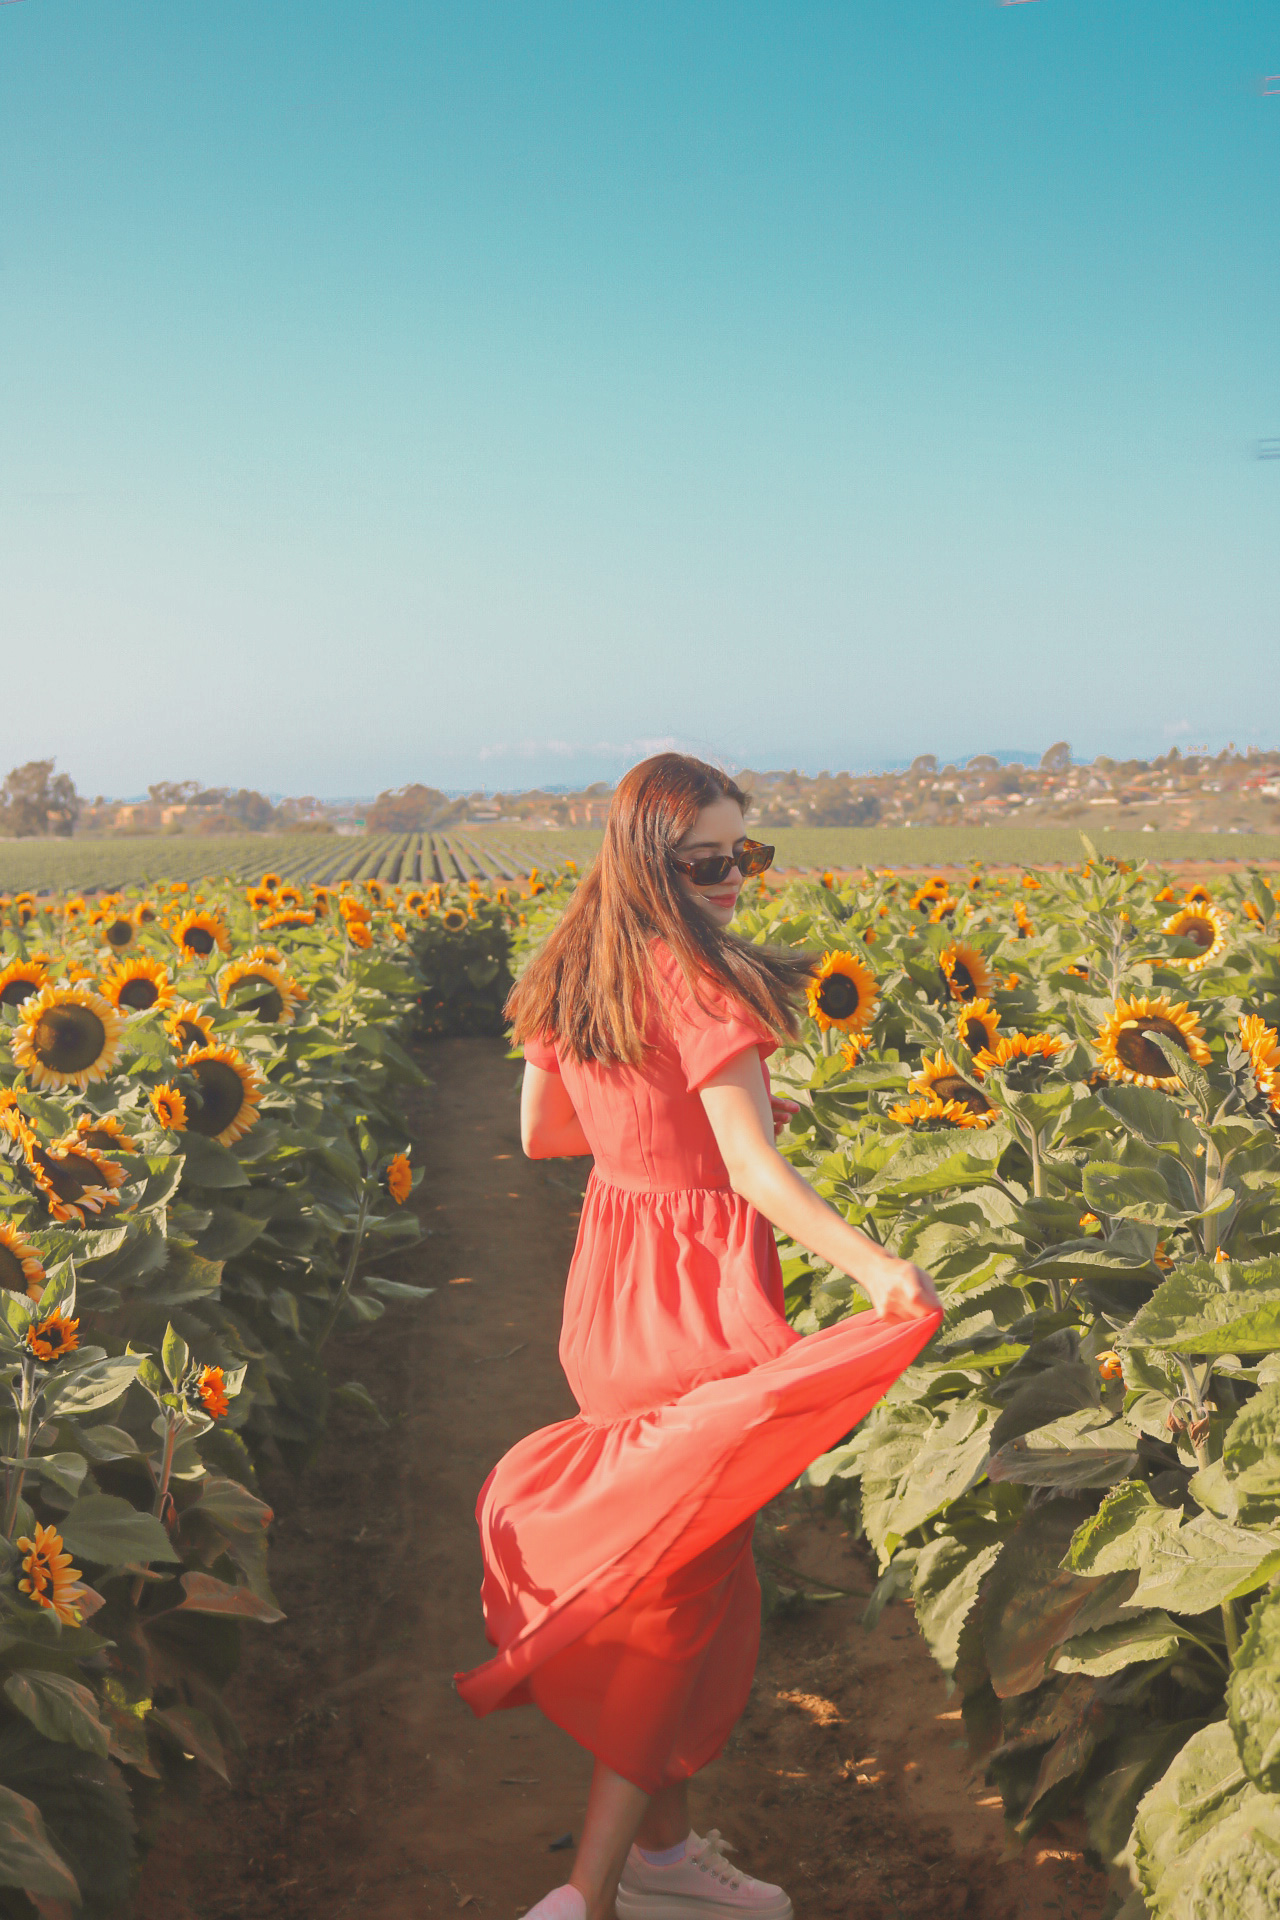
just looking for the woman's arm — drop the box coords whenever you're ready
[521,1061,593,1160]
[699,1051,941,1322]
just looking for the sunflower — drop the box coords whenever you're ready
[259,872,282,891]
[956,998,1000,1056]
[1239,1014,1280,1112]
[195,1364,228,1418]
[1153,885,1176,904]
[346,920,373,949]
[403,889,427,911]
[1093,994,1211,1090]
[927,897,959,923]
[0,1221,45,1301]
[909,1049,996,1123]
[62,896,87,922]
[164,1000,216,1055]
[12,985,125,1092]
[27,1310,79,1363]
[1183,883,1213,904]
[17,1523,85,1626]
[365,880,385,902]
[134,899,159,926]
[217,957,305,1026]
[1162,904,1228,973]
[101,954,174,1016]
[260,909,317,931]
[441,907,469,933]
[840,1034,868,1069]
[0,960,49,1011]
[23,1132,125,1226]
[172,910,232,961]
[820,871,835,889]
[310,887,333,915]
[806,952,878,1034]
[245,885,276,911]
[973,1031,1068,1073]
[1013,903,1034,938]
[74,1112,140,1155]
[887,1093,988,1130]
[151,1084,189,1131]
[939,942,994,1004]
[340,897,371,924]
[183,1044,262,1144]
[275,884,305,909]
[98,912,137,954]
[386,1151,413,1204]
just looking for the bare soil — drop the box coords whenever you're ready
[137,1038,1116,1920]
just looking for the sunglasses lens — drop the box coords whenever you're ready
[692,855,733,885]
[739,842,774,877]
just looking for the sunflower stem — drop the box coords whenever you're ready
[2,1358,38,1543]
[314,1185,370,1354]
[1221,1599,1240,1662]
[1027,1124,1043,1199]
[131,1410,181,1605]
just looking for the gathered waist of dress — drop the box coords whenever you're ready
[584,1166,739,1199]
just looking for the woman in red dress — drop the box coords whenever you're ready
[456,754,942,1920]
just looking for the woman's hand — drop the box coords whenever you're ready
[769,1094,801,1138]
[855,1247,942,1323]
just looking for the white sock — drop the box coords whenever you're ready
[637,1836,689,1867]
[523,1886,586,1920]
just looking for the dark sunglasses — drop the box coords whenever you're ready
[670,838,775,886]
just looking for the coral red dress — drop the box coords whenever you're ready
[455,945,941,1793]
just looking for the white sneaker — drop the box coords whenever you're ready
[615,1830,793,1920]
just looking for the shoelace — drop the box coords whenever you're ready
[689,1831,744,1890]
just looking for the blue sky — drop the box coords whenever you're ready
[1,1,1277,798]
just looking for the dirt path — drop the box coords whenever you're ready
[138,1039,1114,1920]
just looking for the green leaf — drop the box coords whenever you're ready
[360,1276,435,1303]
[1083,1720,1208,1869]
[1082,1160,1200,1226]
[862,1401,996,1565]
[148,1704,228,1781]
[1227,1586,1280,1791]
[982,1499,1117,1697]
[1120,1261,1280,1356]
[0,1782,81,1903]
[58,1492,180,1567]
[910,1536,1003,1678]
[1097,1083,1204,1157]
[161,1323,189,1390]
[1053,1610,1182,1677]
[40,1354,141,1416]
[4,1672,108,1758]
[169,1571,284,1624]
[331,1380,389,1428]
[175,1133,249,1189]
[1131,1718,1280,1918]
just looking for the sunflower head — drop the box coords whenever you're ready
[365,880,385,902]
[0,1221,45,1301]
[260,908,317,931]
[1237,1013,1280,1118]
[385,1150,413,1204]
[26,1310,79,1364]
[217,957,305,1026]
[1094,995,1211,1090]
[275,885,305,909]
[1183,883,1213,904]
[99,914,137,953]
[246,885,276,911]
[194,1364,228,1419]
[12,985,125,1092]
[151,1084,189,1131]
[311,887,333,915]
[972,1031,1069,1089]
[259,873,282,891]
[956,998,1000,1057]
[346,919,373,949]
[74,1112,139,1155]
[183,1045,262,1145]
[1162,904,1228,973]
[909,1049,996,1121]
[887,1093,986,1130]
[0,960,50,1011]
[134,900,159,926]
[17,1523,84,1626]
[164,1000,216,1056]
[939,942,994,1004]
[806,952,878,1034]
[172,910,232,961]
[441,908,469,933]
[101,955,174,1016]
[20,1132,126,1225]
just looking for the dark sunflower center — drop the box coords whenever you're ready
[32,1146,102,1203]
[1181,918,1213,949]
[33,1006,107,1073]
[949,962,976,1000]
[183,926,216,955]
[79,1127,121,1152]
[0,1244,26,1292]
[137,907,156,924]
[817,974,860,1020]
[1116,1018,1189,1079]
[177,1020,205,1050]
[188,1060,245,1136]
[105,920,134,949]
[959,1018,991,1051]
[0,978,39,1008]
[229,973,283,1022]
[930,1074,992,1113]
[118,977,159,1011]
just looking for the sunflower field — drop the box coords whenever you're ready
[515,853,1280,1917]
[0,864,558,1915]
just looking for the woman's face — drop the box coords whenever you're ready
[673,797,749,930]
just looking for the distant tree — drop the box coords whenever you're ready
[0,760,81,838]
[966,755,999,772]
[908,754,938,778]
[1040,742,1072,771]
[366,783,451,832]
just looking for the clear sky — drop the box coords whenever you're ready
[1,1,1277,798]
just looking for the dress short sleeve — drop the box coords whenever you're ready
[656,956,776,1093]
[522,1033,560,1073]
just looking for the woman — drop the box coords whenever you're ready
[456,754,942,1920]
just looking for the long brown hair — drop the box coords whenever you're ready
[506,753,812,1065]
